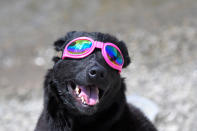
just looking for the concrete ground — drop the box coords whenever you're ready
[0,0,197,131]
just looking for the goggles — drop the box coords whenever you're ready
[62,37,124,72]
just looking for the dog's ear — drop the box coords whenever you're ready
[54,31,77,52]
[53,31,77,62]
[53,38,66,62]
[54,37,66,52]
[118,41,131,68]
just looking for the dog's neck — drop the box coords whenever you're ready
[45,99,127,131]
[72,102,126,131]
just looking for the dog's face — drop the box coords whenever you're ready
[50,31,130,116]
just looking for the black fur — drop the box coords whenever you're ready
[35,31,157,131]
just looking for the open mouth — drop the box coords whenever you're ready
[67,81,104,106]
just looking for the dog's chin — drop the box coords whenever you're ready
[63,81,105,115]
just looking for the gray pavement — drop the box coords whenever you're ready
[0,0,197,131]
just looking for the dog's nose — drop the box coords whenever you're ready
[88,66,106,82]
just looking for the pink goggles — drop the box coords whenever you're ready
[62,37,124,72]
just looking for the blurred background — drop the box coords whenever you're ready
[0,0,197,131]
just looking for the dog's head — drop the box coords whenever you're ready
[47,31,130,116]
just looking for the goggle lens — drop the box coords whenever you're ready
[67,40,93,55]
[105,45,123,66]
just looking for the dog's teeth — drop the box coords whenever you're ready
[75,87,81,95]
[79,96,87,104]
[81,96,85,103]
[75,87,80,95]
[96,99,99,103]
[81,97,84,102]
[81,97,86,104]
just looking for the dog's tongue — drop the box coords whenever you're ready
[78,86,99,106]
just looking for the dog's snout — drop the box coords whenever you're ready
[88,66,106,82]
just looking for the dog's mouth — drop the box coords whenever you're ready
[67,81,104,106]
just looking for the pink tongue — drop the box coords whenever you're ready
[78,86,99,106]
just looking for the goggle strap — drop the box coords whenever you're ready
[57,51,63,58]
[95,41,104,49]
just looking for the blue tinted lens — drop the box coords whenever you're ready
[105,45,123,66]
[67,40,92,54]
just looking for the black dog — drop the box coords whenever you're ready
[35,31,158,131]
